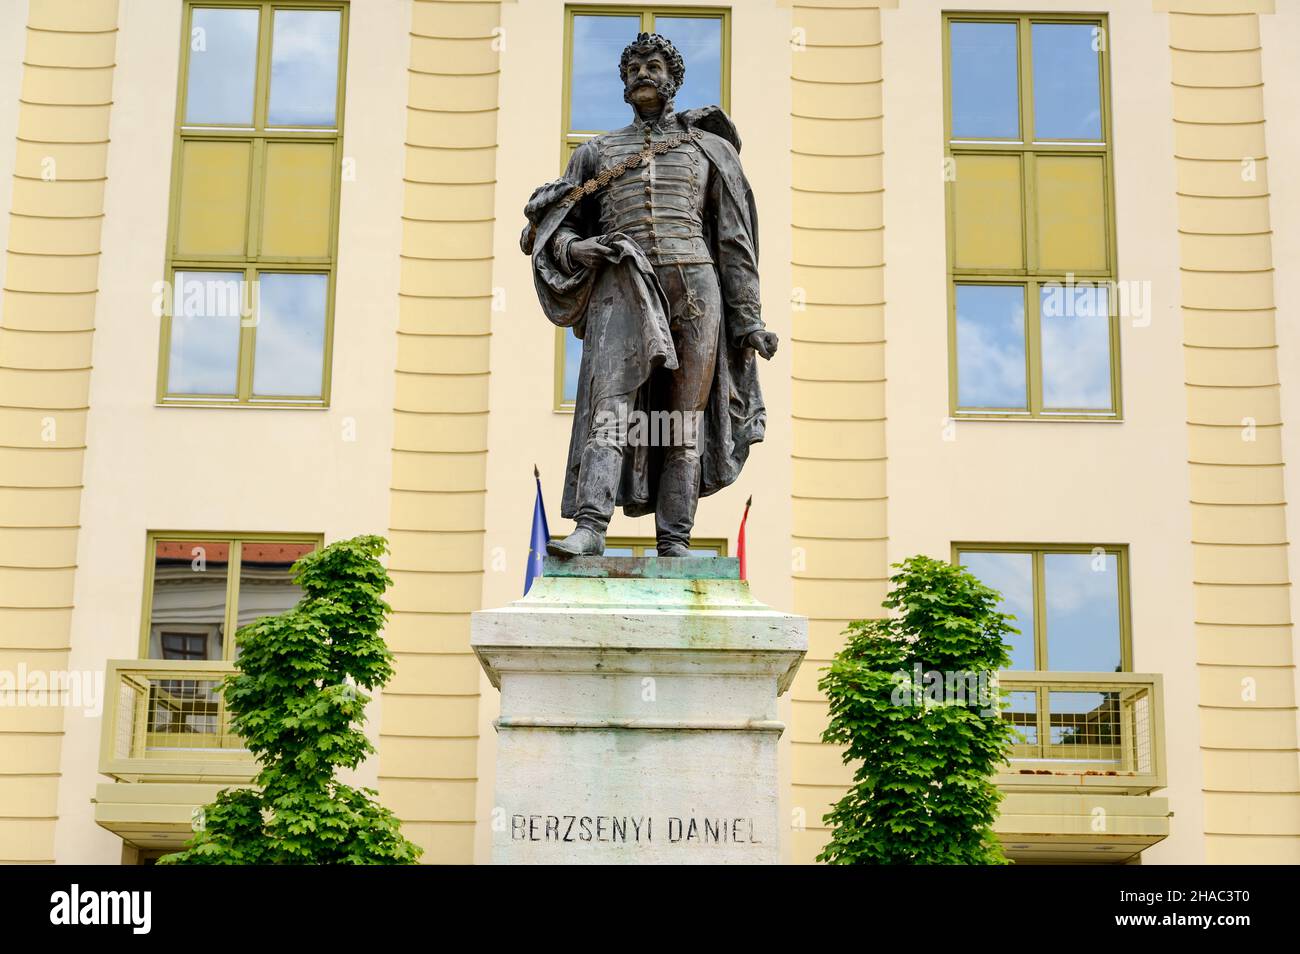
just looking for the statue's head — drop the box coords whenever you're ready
[619,32,685,112]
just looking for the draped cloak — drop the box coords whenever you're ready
[520,106,767,520]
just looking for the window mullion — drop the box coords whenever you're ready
[1033,549,1048,670]
[157,295,174,404]
[320,265,337,403]
[1118,549,1132,672]
[253,2,273,133]
[1027,279,1042,415]
[223,539,243,660]
[333,4,348,135]
[247,137,265,261]
[1035,685,1048,758]
[1019,15,1034,147]
[720,10,731,114]
[1113,286,1122,416]
[241,129,265,404]
[1033,547,1049,753]
[1023,150,1037,276]
[239,265,257,401]
[946,277,958,415]
[139,537,159,658]
[327,136,342,262]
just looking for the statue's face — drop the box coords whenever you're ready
[623,50,671,110]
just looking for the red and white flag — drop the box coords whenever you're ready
[738,495,752,581]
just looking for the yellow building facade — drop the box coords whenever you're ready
[0,0,1297,864]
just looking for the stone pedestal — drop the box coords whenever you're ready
[471,556,806,864]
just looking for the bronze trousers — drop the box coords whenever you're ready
[573,261,721,553]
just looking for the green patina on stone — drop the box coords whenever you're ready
[542,555,740,581]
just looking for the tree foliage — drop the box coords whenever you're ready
[160,535,422,865]
[817,555,1018,864]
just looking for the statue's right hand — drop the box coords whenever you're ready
[568,237,614,269]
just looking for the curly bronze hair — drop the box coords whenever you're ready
[619,32,685,99]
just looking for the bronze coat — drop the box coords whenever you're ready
[521,107,767,520]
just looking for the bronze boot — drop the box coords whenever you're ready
[546,525,607,557]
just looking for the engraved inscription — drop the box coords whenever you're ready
[511,814,761,845]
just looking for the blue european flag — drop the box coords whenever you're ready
[523,465,550,595]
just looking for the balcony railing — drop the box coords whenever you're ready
[995,671,1165,795]
[98,660,256,782]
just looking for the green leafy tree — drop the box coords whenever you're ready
[161,535,422,865]
[817,555,1018,864]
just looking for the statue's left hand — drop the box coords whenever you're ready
[745,330,779,360]
[568,237,617,269]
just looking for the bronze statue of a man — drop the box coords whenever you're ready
[521,32,776,558]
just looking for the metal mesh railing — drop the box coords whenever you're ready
[997,673,1160,781]
[104,664,250,775]
[144,677,241,753]
[113,677,142,760]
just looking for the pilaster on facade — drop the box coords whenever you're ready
[1165,0,1300,863]
[0,0,119,865]
[384,0,503,864]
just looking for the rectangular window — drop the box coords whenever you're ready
[159,2,347,406]
[944,14,1118,419]
[141,532,321,660]
[955,543,1132,762]
[954,543,1129,672]
[160,632,210,660]
[598,536,727,558]
[554,5,730,409]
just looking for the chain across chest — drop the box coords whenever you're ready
[602,136,705,181]
[565,127,704,205]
